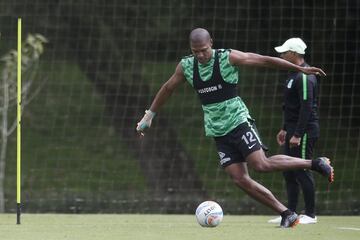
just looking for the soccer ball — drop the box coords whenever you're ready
[195,201,223,227]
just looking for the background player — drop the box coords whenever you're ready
[269,38,320,224]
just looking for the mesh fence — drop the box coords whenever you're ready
[0,0,359,214]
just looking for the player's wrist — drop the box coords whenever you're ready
[298,65,305,72]
[145,109,156,119]
[136,109,156,132]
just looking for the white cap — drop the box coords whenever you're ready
[274,38,307,54]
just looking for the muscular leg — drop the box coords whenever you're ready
[225,162,287,213]
[246,149,312,172]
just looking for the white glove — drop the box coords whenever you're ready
[136,110,156,135]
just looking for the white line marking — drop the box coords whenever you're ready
[337,227,360,231]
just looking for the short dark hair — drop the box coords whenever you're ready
[189,28,211,44]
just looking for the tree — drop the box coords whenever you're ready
[0,34,47,212]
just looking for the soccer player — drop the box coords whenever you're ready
[136,28,333,228]
[268,38,320,225]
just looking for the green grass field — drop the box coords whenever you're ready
[0,214,359,240]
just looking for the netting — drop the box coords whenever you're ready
[0,0,359,214]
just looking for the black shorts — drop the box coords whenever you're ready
[214,120,264,168]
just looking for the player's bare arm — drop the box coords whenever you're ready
[229,50,326,76]
[148,63,186,113]
[136,63,185,135]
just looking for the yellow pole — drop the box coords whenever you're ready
[17,18,22,225]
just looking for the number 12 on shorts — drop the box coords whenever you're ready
[242,131,256,148]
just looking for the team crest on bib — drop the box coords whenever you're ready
[287,79,294,88]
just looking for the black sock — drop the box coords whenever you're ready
[280,209,292,218]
